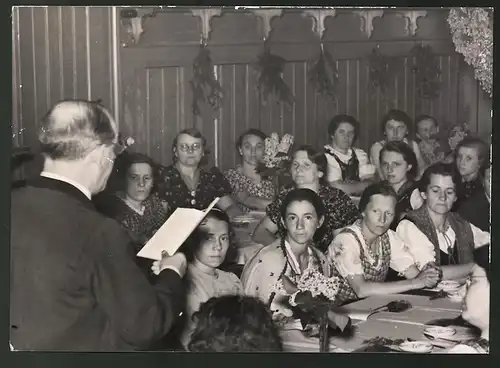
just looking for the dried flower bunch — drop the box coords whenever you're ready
[410,44,441,99]
[190,44,224,116]
[254,47,295,108]
[448,8,493,97]
[308,45,339,100]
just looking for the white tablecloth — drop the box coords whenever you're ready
[281,293,473,353]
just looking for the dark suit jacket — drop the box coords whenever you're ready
[10,176,185,351]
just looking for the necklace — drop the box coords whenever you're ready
[358,222,381,267]
[177,164,200,204]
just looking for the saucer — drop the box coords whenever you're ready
[399,341,433,353]
[423,326,456,339]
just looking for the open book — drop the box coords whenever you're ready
[137,197,220,261]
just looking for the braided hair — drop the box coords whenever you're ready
[266,188,326,308]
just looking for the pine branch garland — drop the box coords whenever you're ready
[308,45,339,100]
[410,44,441,99]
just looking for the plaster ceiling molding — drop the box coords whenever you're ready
[301,8,337,40]
[190,8,224,44]
[250,8,284,41]
[395,9,428,37]
[353,9,384,38]
[120,7,161,47]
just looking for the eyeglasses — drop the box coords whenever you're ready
[178,143,202,152]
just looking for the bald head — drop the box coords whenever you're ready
[39,100,117,160]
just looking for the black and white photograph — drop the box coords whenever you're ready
[10,6,492,353]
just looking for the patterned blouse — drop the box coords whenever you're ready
[266,185,360,253]
[417,139,445,167]
[157,165,232,214]
[224,165,276,213]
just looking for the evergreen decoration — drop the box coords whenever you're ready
[308,44,339,100]
[409,44,441,99]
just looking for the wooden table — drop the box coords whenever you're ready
[281,293,471,353]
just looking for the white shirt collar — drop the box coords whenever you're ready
[324,144,353,159]
[40,171,92,200]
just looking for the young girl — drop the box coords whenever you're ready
[178,209,243,349]
[415,115,445,169]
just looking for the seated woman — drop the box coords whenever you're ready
[242,188,332,318]
[415,115,445,169]
[370,109,426,179]
[324,114,375,195]
[157,128,242,217]
[327,182,441,305]
[446,244,490,354]
[396,163,490,282]
[93,152,169,246]
[252,145,360,253]
[453,137,490,231]
[379,141,424,229]
[224,129,275,213]
[187,295,283,352]
[178,209,243,349]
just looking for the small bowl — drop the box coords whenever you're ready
[399,341,433,353]
[437,281,461,292]
[423,326,456,339]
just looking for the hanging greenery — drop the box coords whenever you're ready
[447,7,493,97]
[308,44,339,100]
[409,44,441,99]
[190,44,224,117]
[368,46,392,95]
[254,44,294,108]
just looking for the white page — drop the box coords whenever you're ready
[137,197,220,261]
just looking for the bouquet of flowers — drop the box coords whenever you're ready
[272,268,351,352]
[257,133,294,190]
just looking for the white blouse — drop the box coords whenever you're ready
[324,145,375,182]
[327,225,418,278]
[396,220,490,267]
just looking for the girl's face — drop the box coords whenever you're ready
[362,194,396,236]
[126,163,154,202]
[380,151,412,187]
[290,151,323,187]
[456,146,481,180]
[385,119,408,142]
[422,174,457,215]
[239,134,265,166]
[175,134,204,167]
[282,200,324,245]
[332,122,356,151]
[417,119,438,141]
[194,217,230,269]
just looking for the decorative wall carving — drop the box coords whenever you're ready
[301,9,337,39]
[353,10,384,38]
[250,9,284,40]
[395,10,428,36]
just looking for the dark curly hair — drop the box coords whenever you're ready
[292,145,328,185]
[380,109,413,138]
[235,128,267,151]
[418,162,461,193]
[379,140,419,181]
[187,295,283,352]
[178,209,238,267]
[328,114,360,144]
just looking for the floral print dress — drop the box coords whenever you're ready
[224,165,276,213]
[157,165,232,214]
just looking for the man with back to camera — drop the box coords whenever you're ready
[10,100,186,351]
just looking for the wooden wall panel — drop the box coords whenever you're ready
[13,6,492,177]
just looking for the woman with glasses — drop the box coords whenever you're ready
[396,163,489,282]
[157,128,242,217]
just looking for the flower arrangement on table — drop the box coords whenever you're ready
[256,133,294,192]
[270,268,351,352]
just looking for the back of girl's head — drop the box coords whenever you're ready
[379,141,419,181]
[381,109,413,136]
[454,136,490,176]
[179,209,237,264]
[419,162,461,192]
[188,295,283,352]
[279,188,326,221]
[328,114,360,143]
[293,145,328,184]
[236,129,267,150]
[359,182,398,212]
